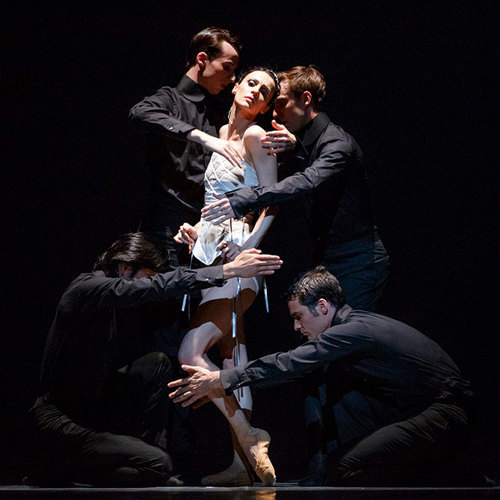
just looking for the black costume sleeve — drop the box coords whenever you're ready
[80,266,224,309]
[129,86,196,138]
[220,323,372,393]
[226,136,352,218]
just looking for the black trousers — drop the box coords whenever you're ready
[303,232,389,477]
[322,232,389,312]
[30,352,173,487]
[326,401,471,486]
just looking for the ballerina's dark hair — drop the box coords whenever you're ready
[237,66,281,109]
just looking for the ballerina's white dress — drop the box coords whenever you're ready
[192,152,262,304]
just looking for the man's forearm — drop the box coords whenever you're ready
[186,128,209,144]
[129,91,196,137]
[227,146,349,217]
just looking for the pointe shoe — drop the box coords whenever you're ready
[201,451,253,486]
[242,427,276,486]
[200,468,252,487]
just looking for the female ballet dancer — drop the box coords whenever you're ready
[174,68,279,486]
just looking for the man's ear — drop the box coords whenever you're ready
[317,298,329,314]
[196,51,208,69]
[301,90,313,108]
[118,263,126,277]
[118,263,133,278]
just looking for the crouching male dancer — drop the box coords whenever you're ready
[169,267,483,486]
[28,233,282,487]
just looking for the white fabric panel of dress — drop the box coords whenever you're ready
[193,153,259,265]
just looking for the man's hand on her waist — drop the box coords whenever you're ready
[201,195,235,224]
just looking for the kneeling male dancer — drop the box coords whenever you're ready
[28,232,281,487]
[170,266,481,486]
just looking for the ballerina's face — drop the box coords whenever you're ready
[232,70,276,116]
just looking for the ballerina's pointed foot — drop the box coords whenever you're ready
[242,427,276,486]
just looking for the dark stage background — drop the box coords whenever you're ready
[3,0,499,483]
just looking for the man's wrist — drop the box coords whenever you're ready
[212,371,223,390]
[226,189,251,218]
[219,365,246,395]
[222,262,237,280]
[187,128,205,143]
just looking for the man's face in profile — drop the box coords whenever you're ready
[273,81,308,133]
[288,298,326,341]
[201,41,239,95]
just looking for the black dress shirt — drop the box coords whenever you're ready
[39,266,225,414]
[220,305,472,417]
[130,75,228,218]
[226,113,375,252]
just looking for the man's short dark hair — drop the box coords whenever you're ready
[287,266,346,310]
[278,65,326,111]
[93,232,169,277]
[186,27,241,69]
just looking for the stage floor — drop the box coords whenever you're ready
[1,483,498,499]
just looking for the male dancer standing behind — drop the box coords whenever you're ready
[129,27,242,477]
[202,65,389,312]
[129,27,242,268]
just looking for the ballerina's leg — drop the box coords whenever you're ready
[177,286,275,485]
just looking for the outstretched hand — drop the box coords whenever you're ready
[223,249,282,279]
[261,120,297,155]
[201,195,235,225]
[168,365,224,407]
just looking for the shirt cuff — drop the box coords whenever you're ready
[226,187,256,218]
[220,366,248,394]
[177,122,196,136]
[162,117,196,137]
[194,265,225,286]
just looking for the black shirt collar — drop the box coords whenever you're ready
[177,74,208,103]
[297,112,331,147]
[331,304,353,326]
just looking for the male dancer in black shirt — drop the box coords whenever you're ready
[129,28,243,475]
[29,232,282,487]
[201,65,389,312]
[129,27,242,268]
[169,267,478,486]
